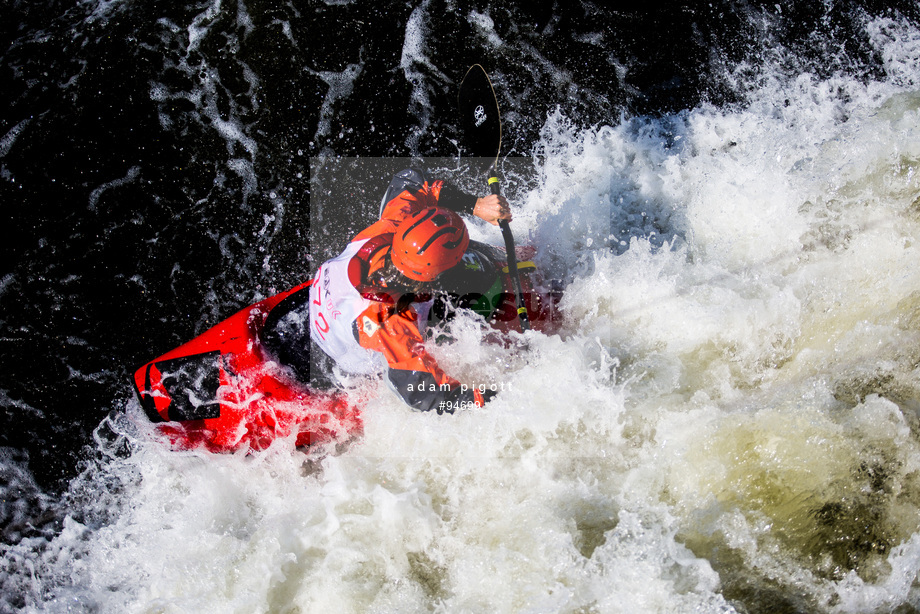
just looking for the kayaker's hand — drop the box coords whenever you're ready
[473,194,512,226]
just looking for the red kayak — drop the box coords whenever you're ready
[133,243,560,453]
[132,280,362,453]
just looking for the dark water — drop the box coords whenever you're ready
[2,0,920,608]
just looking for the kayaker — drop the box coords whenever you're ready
[266,168,512,414]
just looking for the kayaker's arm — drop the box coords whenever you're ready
[378,170,510,227]
[355,301,495,413]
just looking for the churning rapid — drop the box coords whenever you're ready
[3,1,920,613]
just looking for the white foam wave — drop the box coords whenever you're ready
[0,119,30,159]
[400,0,451,154]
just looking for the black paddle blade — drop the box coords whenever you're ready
[458,64,502,165]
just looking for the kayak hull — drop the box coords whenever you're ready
[133,280,362,453]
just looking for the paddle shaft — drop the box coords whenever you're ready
[489,172,530,332]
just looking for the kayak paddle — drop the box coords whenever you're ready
[458,64,531,332]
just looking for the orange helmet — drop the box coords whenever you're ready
[391,207,470,282]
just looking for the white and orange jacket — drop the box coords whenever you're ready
[308,174,491,413]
